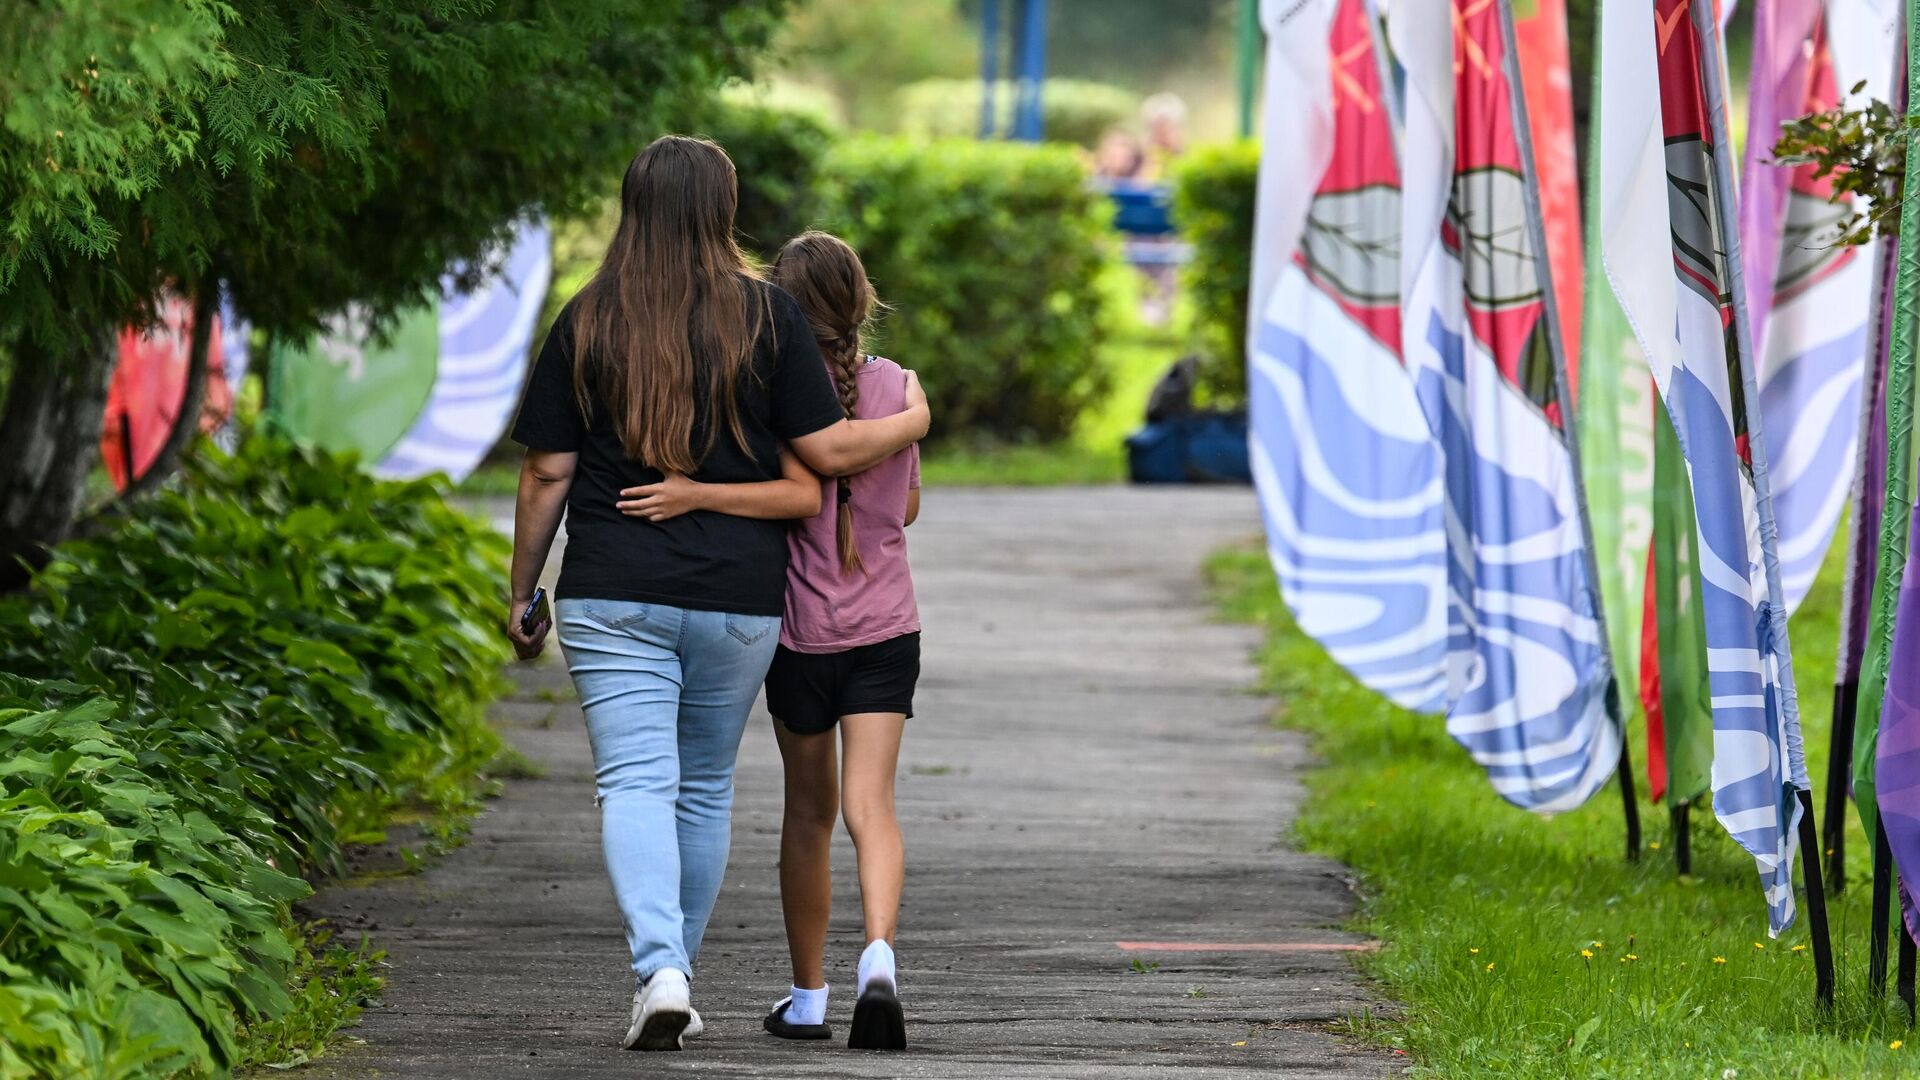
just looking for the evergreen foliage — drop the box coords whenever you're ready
[0,0,789,578]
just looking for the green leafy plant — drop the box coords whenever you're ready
[0,432,511,1077]
[1171,140,1259,400]
[1772,85,1911,247]
[817,136,1115,443]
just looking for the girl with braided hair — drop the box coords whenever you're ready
[758,231,923,1051]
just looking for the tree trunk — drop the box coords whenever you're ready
[0,327,118,590]
[119,285,216,501]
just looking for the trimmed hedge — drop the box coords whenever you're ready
[816,137,1113,443]
[0,434,510,1078]
[895,78,1139,148]
[1170,140,1259,399]
[697,102,837,259]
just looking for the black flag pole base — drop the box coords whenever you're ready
[1901,925,1917,1022]
[1672,802,1692,877]
[1875,821,1895,998]
[1825,680,1859,896]
[1619,742,1642,863]
[1796,789,1837,1009]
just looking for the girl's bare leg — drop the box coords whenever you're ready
[838,712,907,944]
[773,722,839,989]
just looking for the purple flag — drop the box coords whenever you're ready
[1878,503,1920,944]
[1739,0,1822,341]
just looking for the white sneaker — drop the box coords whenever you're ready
[685,1008,704,1040]
[624,970,692,1051]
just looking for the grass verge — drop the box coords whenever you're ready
[1206,538,1914,1078]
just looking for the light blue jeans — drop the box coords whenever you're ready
[556,598,781,984]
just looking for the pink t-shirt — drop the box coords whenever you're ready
[780,356,920,653]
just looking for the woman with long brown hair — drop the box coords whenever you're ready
[504,136,928,1052]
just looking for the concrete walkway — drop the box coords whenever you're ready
[307,488,1390,1078]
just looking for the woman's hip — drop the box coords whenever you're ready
[556,597,780,703]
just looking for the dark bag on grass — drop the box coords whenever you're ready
[1126,358,1251,485]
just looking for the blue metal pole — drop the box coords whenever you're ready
[1012,0,1047,141]
[979,0,1001,139]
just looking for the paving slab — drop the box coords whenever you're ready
[304,487,1394,1078]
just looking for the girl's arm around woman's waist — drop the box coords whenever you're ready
[614,449,823,522]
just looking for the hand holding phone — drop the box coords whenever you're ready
[510,587,551,660]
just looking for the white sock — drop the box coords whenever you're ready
[857,939,896,994]
[785,983,828,1026]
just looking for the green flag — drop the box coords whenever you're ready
[1578,75,1655,699]
[1854,136,1920,840]
[267,301,440,462]
[1651,395,1715,806]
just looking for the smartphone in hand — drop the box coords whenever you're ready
[519,587,552,638]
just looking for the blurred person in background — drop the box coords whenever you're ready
[505,134,928,1052]
[1141,92,1189,179]
[1091,127,1147,182]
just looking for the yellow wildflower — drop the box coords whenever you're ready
[1580,949,1594,959]
[1753,942,1765,950]
[1485,962,1495,973]
[1469,948,1480,955]
[1893,1041,1905,1051]
[1712,956,1727,964]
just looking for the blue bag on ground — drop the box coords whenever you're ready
[1125,358,1251,484]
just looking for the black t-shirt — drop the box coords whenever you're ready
[510,278,844,616]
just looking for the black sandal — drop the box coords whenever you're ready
[762,997,832,1041]
[848,978,907,1050]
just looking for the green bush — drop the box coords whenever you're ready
[698,102,837,259]
[0,434,510,1078]
[816,136,1114,443]
[1171,140,1259,399]
[895,78,1139,148]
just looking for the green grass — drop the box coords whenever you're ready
[1207,536,1916,1077]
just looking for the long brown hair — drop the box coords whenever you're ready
[772,231,882,574]
[570,135,764,472]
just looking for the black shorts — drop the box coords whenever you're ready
[765,633,920,736]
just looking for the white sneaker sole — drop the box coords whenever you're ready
[624,1007,690,1051]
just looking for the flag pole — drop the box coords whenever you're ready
[1902,905,1918,1018]
[1689,0,1833,1005]
[1497,0,1641,863]
[1874,821,1895,995]
[1672,802,1691,876]
[1824,680,1859,893]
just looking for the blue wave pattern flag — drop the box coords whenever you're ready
[1743,0,1895,610]
[1388,0,1620,813]
[378,221,553,482]
[1600,0,1810,931]
[1246,0,1450,712]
